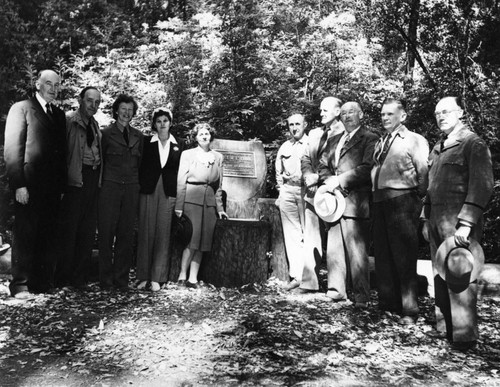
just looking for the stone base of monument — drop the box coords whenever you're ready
[198,219,271,287]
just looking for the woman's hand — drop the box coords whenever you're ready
[175,210,183,218]
[218,211,228,220]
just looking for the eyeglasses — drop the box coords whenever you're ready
[434,109,460,118]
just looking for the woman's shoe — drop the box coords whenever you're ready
[186,281,199,289]
[151,281,161,292]
[137,281,147,290]
[177,280,187,287]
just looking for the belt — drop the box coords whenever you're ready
[283,180,302,187]
[83,164,100,170]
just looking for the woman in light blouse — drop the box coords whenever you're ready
[175,123,227,288]
[137,107,183,291]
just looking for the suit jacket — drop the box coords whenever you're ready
[139,134,184,197]
[318,126,378,219]
[175,147,224,212]
[66,109,103,187]
[4,97,67,194]
[101,122,143,185]
[301,121,344,203]
[423,125,493,227]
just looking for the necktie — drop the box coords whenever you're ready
[123,128,129,145]
[340,133,351,153]
[439,135,448,152]
[46,103,53,118]
[86,121,95,147]
[376,133,391,164]
[318,128,329,156]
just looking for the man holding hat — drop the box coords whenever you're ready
[317,101,378,305]
[422,96,493,350]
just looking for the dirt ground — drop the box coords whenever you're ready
[0,273,499,387]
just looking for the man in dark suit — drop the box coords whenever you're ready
[55,86,102,289]
[98,94,144,290]
[318,101,378,306]
[4,69,67,299]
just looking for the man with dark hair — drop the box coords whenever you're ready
[298,96,345,294]
[98,94,144,290]
[422,96,493,349]
[55,86,102,289]
[4,69,67,299]
[371,98,429,324]
[318,101,378,305]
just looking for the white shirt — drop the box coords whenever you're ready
[36,93,50,113]
[151,133,178,168]
[276,134,309,186]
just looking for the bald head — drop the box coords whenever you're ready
[340,102,363,132]
[36,69,61,103]
[320,97,342,127]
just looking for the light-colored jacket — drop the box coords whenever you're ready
[175,146,224,212]
[371,125,429,196]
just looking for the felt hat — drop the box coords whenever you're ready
[313,185,346,223]
[172,214,193,247]
[435,236,484,285]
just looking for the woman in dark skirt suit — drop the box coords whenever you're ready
[175,123,228,288]
[137,107,183,291]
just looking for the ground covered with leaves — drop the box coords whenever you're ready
[0,274,499,387]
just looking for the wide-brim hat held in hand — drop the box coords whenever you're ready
[313,185,346,223]
[435,236,484,287]
[172,214,193,247]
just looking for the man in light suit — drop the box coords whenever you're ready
[98,94,144,290]
[298,97,344,293]
[4,69,67,299]
[318,101,378,305]
[55,86,103,289]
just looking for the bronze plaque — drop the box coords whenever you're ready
[215,149,256,178]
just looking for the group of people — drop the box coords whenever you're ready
[275,96,493,350]
[4,69,226,300]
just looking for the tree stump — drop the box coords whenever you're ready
[199,219,271,287]
[257,198,288,281]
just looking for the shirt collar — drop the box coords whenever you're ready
[151,133,178,144]
[346,126,360,138]
[290,134,307,145]
[36,93,50,112]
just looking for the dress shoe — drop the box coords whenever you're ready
[325,290,346,302]
[452,340,476,351]
[292,288,316,295]
[398,315,417,325]
[177,280,187,287]
[137,281,147,290]
[284,279,300,291]
[13,291,35,300]
[151,281,161,292]
[186,281,199,289]
[426,329,447,339]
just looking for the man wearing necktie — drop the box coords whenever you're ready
[55,87,102,289]
[275,114,309,291]
[371,98,429,324]
[297,97,345,294]
[4,70,67,299]
[421,96,493,350]
[317,101,378,305]
[98,94,144,290]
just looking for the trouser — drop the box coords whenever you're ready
[326,217,370,303]
[300,200,326,290]
[428,204,482,343]
[98,181,139,288]
[373,192,421,316]
[278,184,305,280]
[55,165,100,287]
[9,191,61,295]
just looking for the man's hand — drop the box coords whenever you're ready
[421,220,430,243]
[324,176,340,192]
[175,210,183,218]
[218,211,228,220]
[15,187,29,205]
[455,225,471,247]
[304,173,319,188]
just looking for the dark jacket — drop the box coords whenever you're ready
[139,134,184,197]
[318,126,378,219]
[4,97,67,194]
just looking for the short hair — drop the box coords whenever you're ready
[322,96,343,110]
[189,122,216,143]
[382,97,407,111]
[112,94,138,120]
[79,86,100,99]
[37,69,59,80]
[287,113,306,123]
[439,96,464,109]
[150,107,173,132]
[341,101,363,113]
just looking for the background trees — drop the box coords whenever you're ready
[0,0,498,259]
